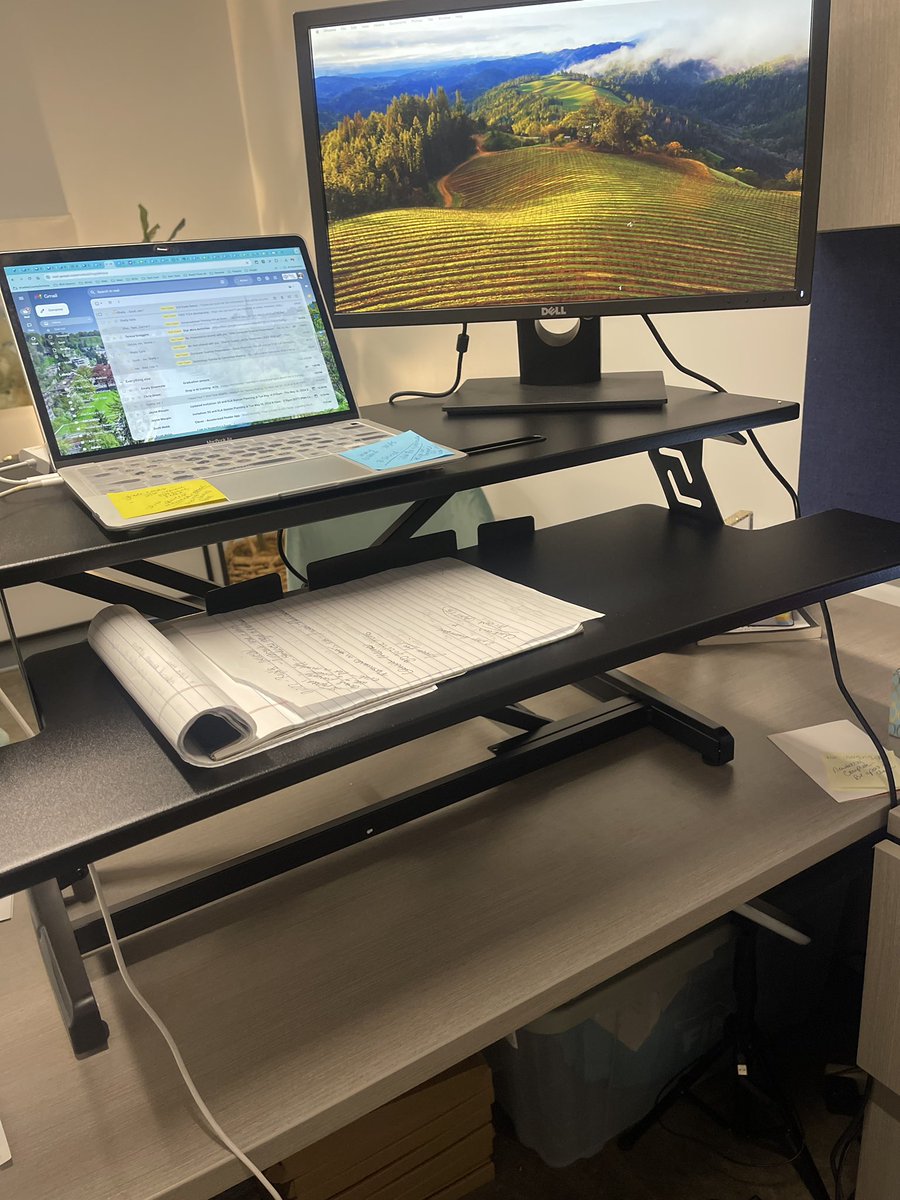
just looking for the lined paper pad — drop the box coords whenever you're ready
[340,430,455,470]
[107,479,227,519]
[88,560,603,767]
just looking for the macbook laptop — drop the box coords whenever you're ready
[0,235,463,531]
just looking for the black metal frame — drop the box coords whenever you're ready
[6,442,733,1056]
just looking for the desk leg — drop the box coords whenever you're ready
[27,879,109,1057]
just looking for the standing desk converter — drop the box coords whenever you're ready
[1,386,900,1056]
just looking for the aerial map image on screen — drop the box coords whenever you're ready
[309,0,812,313]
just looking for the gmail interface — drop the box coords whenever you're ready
[4,247,350,458]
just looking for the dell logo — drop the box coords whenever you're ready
[540,305,568,316]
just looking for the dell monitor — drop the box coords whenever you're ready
[295,0,829,410]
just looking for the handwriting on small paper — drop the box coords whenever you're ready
[108,479,227,519]
[823,751,900,792]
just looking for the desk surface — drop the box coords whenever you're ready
[0,594,894,1200]
[0,388,795,587]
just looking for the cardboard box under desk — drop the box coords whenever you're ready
[290,1124,493,1200]
[269,1055,492,1194]
[429,1163,495,1200]
[279,1094,491,1200]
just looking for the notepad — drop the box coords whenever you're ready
[107,479,228,519]
[770,720,898,802]
[341,430,456,471]
[88,559,604,767]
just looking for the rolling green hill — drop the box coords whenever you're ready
[329,145,800,312]
[517,74,625,111]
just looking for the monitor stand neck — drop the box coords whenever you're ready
[516,316,602,386]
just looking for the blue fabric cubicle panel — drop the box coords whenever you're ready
[799,228,899,522]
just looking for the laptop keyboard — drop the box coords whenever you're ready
[80,421,391,492]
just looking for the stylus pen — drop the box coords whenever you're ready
[461,435,546,455]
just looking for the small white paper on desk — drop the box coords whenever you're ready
[770,720,896,801]
[0,896,12,923]
[0,1114,10,1165]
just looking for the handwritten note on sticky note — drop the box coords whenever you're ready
[823,751,900,792]
[341,430,455,472]
[108,479,228,519]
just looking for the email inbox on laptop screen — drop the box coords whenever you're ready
[4,248,350,457]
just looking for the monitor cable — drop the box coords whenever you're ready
[86,862,283,1200]
[388,323,469,404]
[642,314,898,809]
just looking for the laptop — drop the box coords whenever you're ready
[0,235,463,531]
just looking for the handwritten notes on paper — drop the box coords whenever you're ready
[88,560,603,766]
[824,751,900,792]
[340,430,456,471]
[770,720,900,802]
[107,479,227,519]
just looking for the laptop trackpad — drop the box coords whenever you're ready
[208,456,370,500]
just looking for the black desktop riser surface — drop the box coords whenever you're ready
[0,388,797,588]
[1,504,899,896]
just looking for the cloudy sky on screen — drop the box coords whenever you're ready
[311,0,813,75]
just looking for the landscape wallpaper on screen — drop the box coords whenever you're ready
[310,0,812,314]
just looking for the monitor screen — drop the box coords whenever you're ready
[296,0,826,327]
[1,243,352,460]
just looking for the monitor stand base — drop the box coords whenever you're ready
[443,371,668,415]
[442,316,668,415]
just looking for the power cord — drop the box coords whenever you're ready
[87,863,283,1200]
[831,1075,871,1200]
[0,475,63,499]
[0,456,62,497]
[277,528,308,587]
[643,314,898,809]
[388,323,469,404]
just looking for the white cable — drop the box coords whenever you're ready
[0,683,34,739]
[0,457,37,479]
[0,476,63,498]
[86,863,282,1200]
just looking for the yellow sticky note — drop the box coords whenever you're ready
[107,479,227,519]
[823,751,900,792]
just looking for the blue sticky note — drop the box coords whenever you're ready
[341,429,455,471]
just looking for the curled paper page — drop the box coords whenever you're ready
[88,606,254,766]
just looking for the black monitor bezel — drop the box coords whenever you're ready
[0,234,360,466]
[295,0,830,330]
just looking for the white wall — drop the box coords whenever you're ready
[15,0,260,246]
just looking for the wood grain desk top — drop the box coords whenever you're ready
[0,595,895,1200]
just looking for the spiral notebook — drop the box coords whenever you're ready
[88,559,604,767]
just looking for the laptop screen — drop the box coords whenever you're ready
[2,244,352,459]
